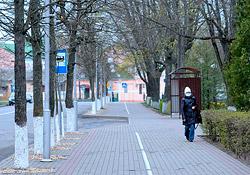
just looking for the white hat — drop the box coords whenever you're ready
[184,87,191,96]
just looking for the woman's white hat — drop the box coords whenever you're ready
[184,87,191,96]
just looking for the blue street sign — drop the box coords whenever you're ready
[122,83,127,88]
[11,85,15,91]
[81,85,85,91]
[56,50,67,74]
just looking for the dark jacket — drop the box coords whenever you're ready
[181,95,197,125]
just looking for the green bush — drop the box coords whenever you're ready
[201,110,250,159]
[159,99,163,112]
[149,98,151,105]
[166,101,171,115]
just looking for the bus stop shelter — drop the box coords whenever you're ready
[169,67,201,118]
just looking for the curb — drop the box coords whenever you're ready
[82,114,129,123]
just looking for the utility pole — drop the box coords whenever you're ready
[74,51,78,131]
[100,60,103,108]
[95,45,98,113]
[42,0,52,162]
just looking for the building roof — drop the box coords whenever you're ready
[0,47,14,69]
[0,42,34,59]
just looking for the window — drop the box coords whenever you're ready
[139,84,142,94]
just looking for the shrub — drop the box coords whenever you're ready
[159,99,163,112]
[166,101,171,115]
[201,110,250,160]
[212,102,227,110]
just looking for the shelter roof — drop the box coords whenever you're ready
[169,67,200,75]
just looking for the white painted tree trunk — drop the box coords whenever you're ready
[34,117,43,155]
[92,102,96,114]
[162,102,167,114]
[14,123,29,169]
[66,108,75,132]
[97,99,101,110]
[50,118,55,147]
[55,114,60,143]
[103,97,105,106]
[152,101,160,109]
[147,97,151,105]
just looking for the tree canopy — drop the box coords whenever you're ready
[224,0,250,111]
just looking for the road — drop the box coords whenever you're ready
[0,101,92,162]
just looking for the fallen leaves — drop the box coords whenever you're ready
[0,168,54,173]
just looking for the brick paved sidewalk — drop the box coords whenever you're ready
[1,102,250,175]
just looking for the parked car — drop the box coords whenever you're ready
[26,93,32,103]
[8,93,15,106]
[8,93,33,105]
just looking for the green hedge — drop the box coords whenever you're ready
[201,110,250,159]
[159,99,163,112]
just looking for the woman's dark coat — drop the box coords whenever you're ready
[181,95,197,125]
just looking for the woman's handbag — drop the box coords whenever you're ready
[195,110,202,124]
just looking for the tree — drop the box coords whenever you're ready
[14,0,28,169]
[29,0,44,155]
[186,39,224,109]
[79,17,97,102]
[109,0,168,106]
[200,0,237,104]
[224,0,250,111]
[58,0,97,130]
[49,4,57,146]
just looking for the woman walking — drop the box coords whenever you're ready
[181,87,197,142]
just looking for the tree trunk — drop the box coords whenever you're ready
[49,11,56,117]
[49,9,56,144]
[30,0,43,155]
[147,72,161,108]
[177,34,185,69]
[164,62,172,103]
[14,0,28,169]
[90,77,95,101]
[65,27,77,108]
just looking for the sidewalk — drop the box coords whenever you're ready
[0,102,250,175]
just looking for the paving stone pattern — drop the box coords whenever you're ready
[0,102,250,175]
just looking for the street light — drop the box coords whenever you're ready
[74,51,78,131]
[95,45,98,113]
[108,58,115,102]
[92,44,98,114]
[42,0,52,162]
[88,16,105,114]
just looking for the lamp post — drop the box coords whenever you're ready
[95,45,98,112]
[92,44,98,114]
[108,57,114,102]
[118,74,120,102]
[100,60,103,108]
[74,52,78,131]
[103,68,106,105]
[42,0,52,162]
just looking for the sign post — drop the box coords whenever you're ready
[122,83,127,88]
[56,50,67,136]
[122,83,127,101]
[56,50,67,74]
